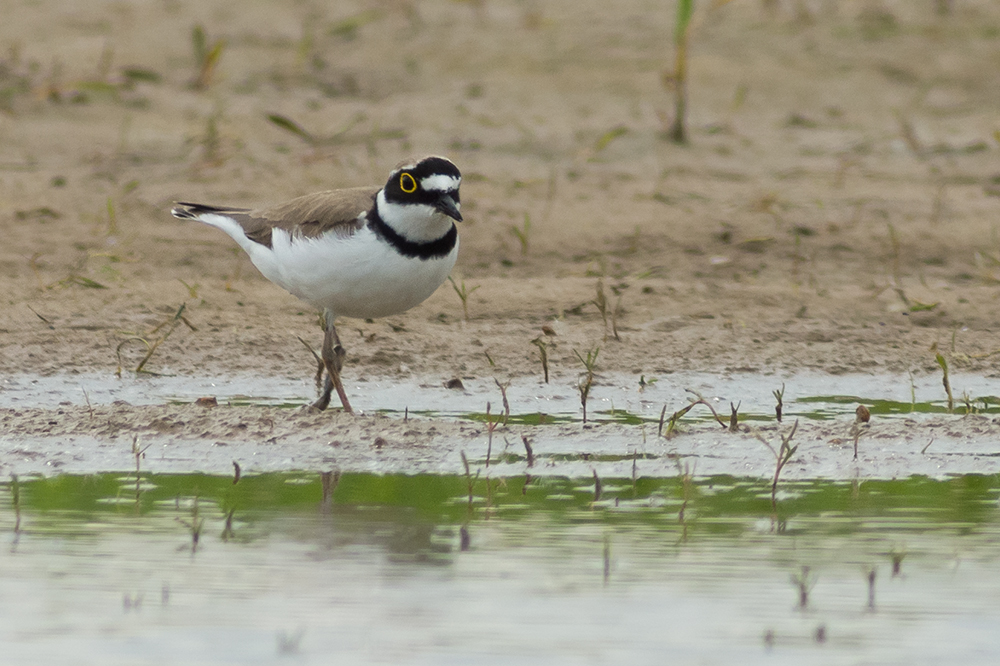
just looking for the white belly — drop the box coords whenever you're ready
[246,227,457,319]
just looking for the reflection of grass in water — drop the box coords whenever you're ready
[9,472,1000,542]
[796,395,1000,418]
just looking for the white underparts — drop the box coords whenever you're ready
[193,207,458,320]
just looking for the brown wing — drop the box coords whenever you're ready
[175,187,378,248]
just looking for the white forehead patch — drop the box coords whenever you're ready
[420,174,460,192]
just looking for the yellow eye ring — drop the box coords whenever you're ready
[399,173,417,193]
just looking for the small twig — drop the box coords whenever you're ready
[791,565,814,609]
[773,383,785,422]
[494,378,511,425]
[603,536,611,584]
[485,402,497,467]
[866,567,877,610]
[661,393,728,439]
[176,496,204,552]
[631,450,639,494]
[530,337,549,383]
[575,347,600,423]
[131,434,152,506]
[521,435,534,468]
[81,387,94,419]
[221,508,236,541]
[890,548,906,577]
[676,458,695,529]
[754,420,800,511]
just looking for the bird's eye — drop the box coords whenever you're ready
[399,173,417,193]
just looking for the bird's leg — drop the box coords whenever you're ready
[312,374,334,412]
[312,311,353,413]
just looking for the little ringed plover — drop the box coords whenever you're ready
[171,155,463,413]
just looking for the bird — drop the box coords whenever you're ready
[171,155,463,413]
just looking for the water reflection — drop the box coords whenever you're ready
[1,472,998,664]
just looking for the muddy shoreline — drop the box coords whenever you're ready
[2,370,998,479]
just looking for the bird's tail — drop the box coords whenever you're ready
[171,202,251,220]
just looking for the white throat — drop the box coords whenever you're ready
[376,190,455,242]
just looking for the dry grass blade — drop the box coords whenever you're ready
[593,279,609,340]
[115,337,151,377]
[115,304,195,376]
[191,25,225,90]
[574,346,599,423]
[134,304,190,373]
[26,304,55,328]
[267,113,317,145]
[297,335,324,390]
[935,352,954,412]
[610,291,623,342]
[661,391,728,439]
[531,337,549,383]
[65,275,108,290]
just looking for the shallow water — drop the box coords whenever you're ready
[2,471,999,664]
[3,370,998,423]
